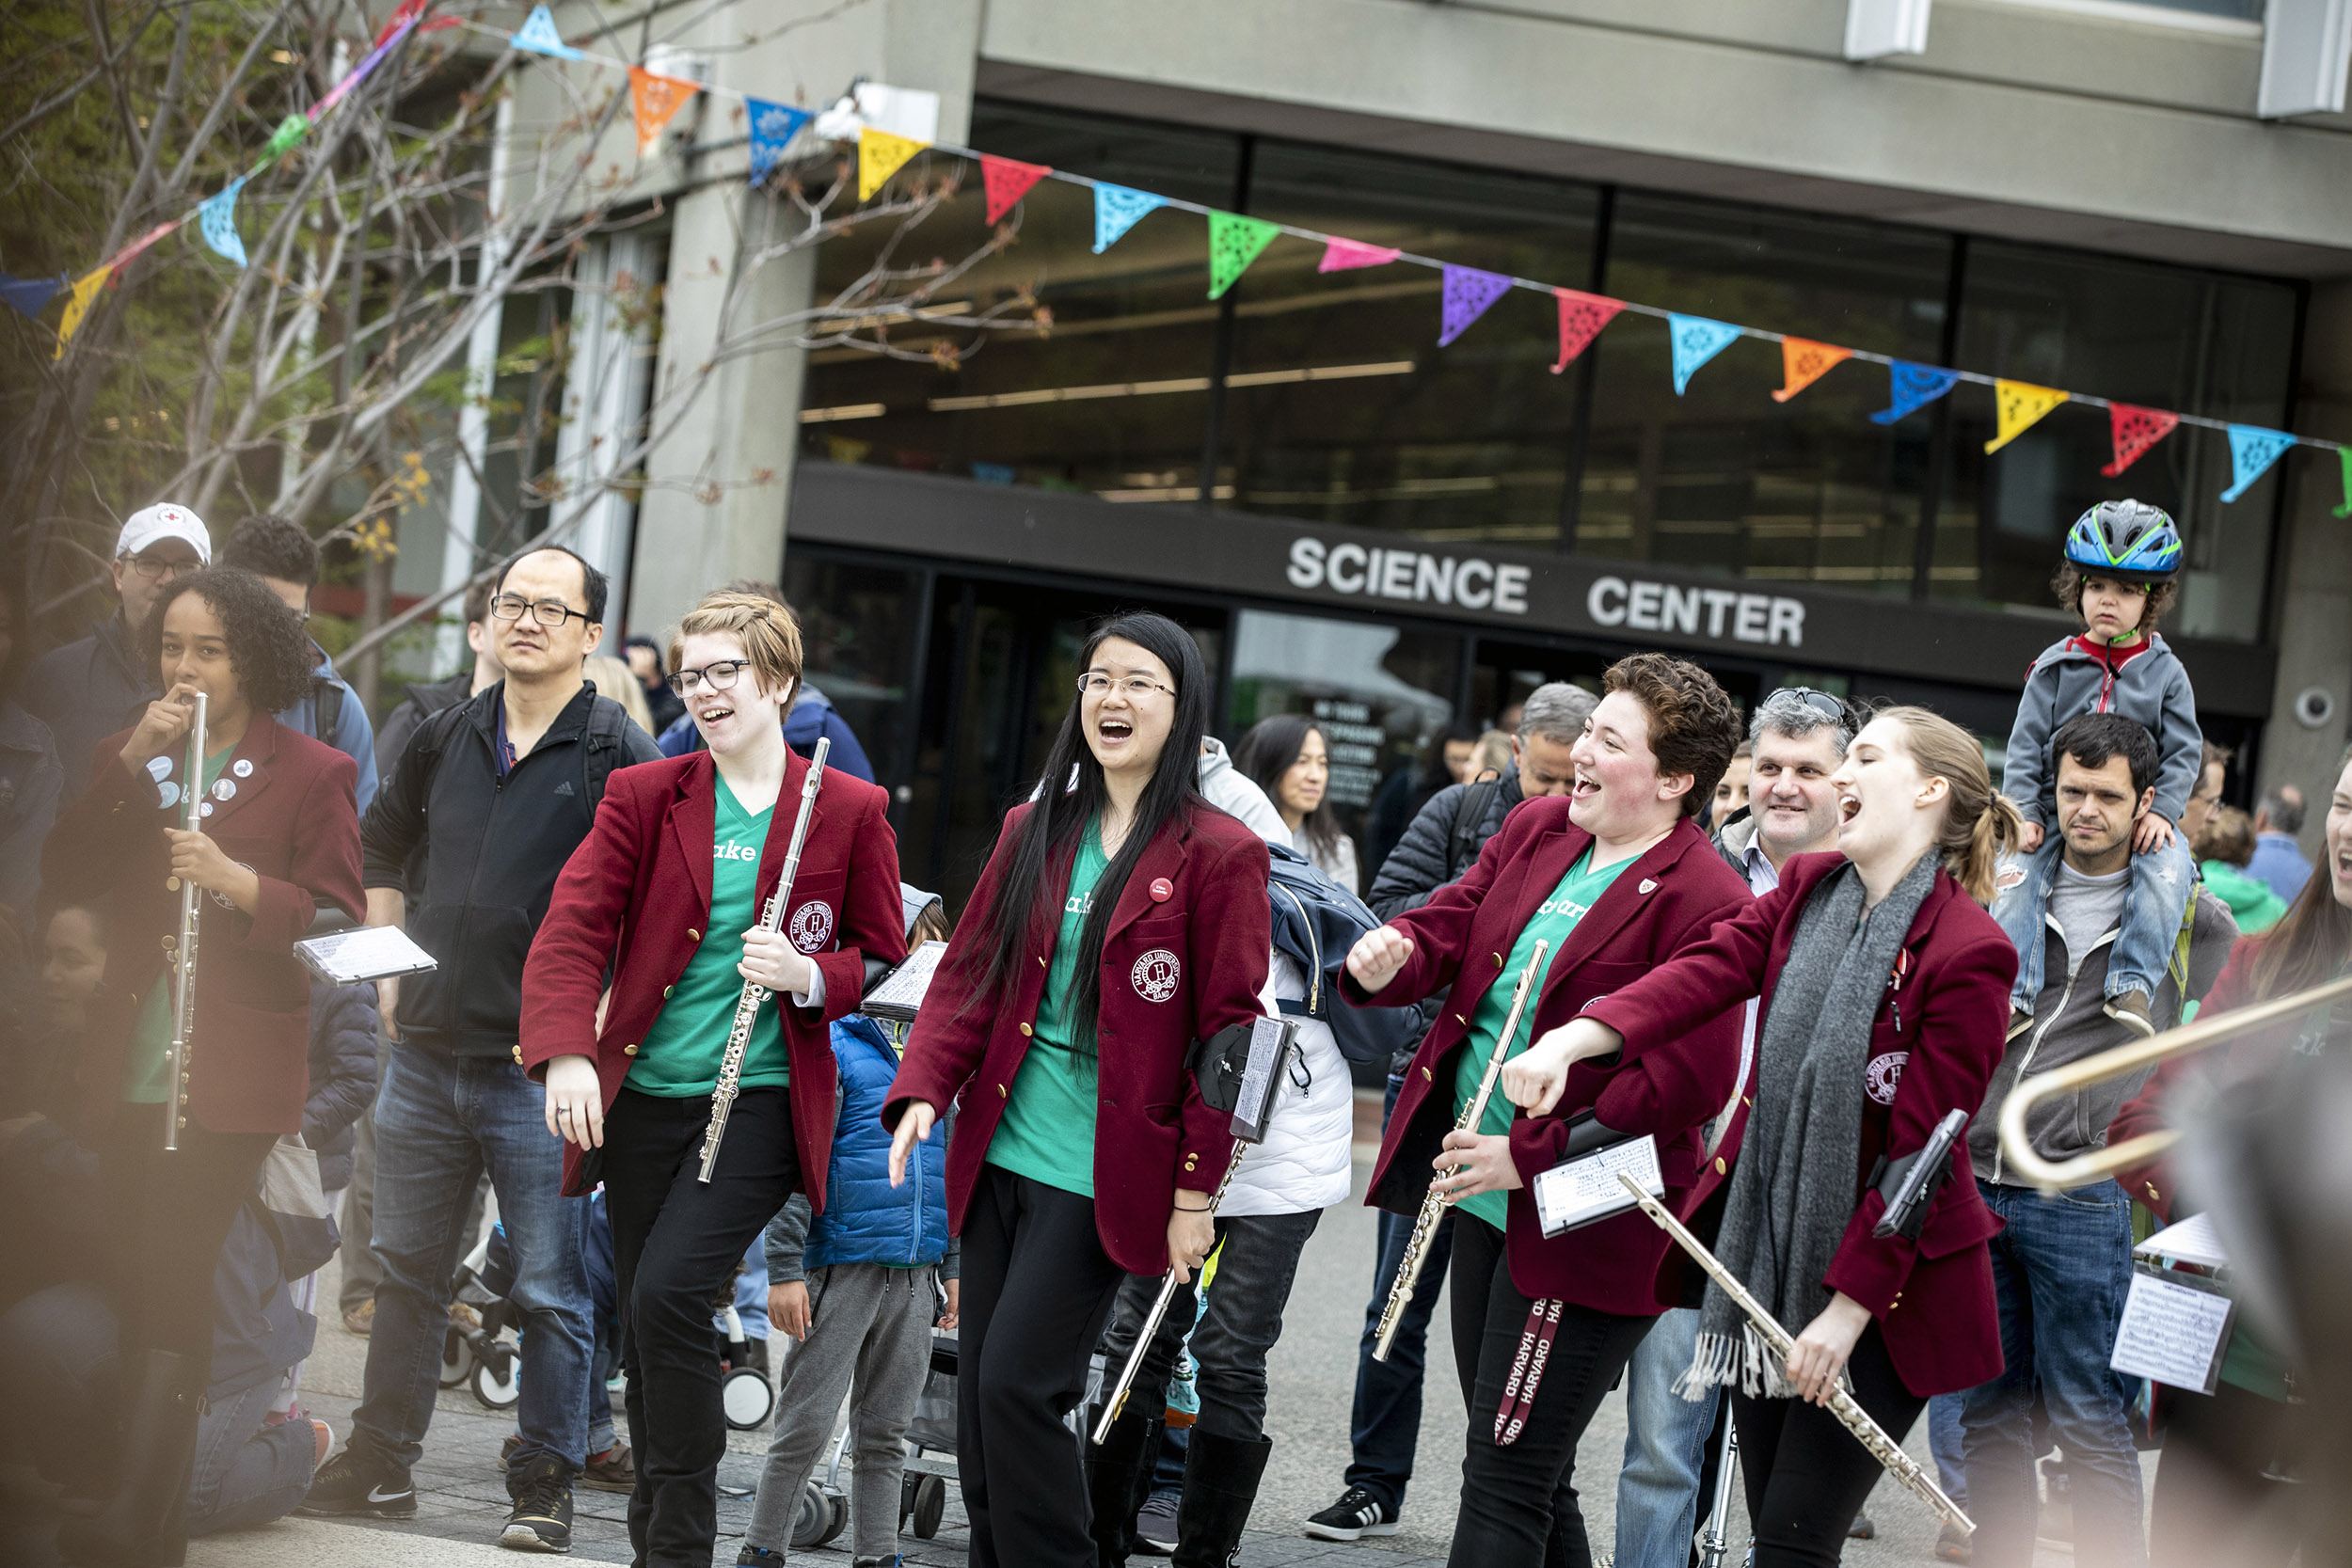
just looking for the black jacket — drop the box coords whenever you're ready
[360,683,660,1056]
[374,671,473,783]
[305,981,381,1192]
[1362,768,1528,1071]
[24,611,150,803]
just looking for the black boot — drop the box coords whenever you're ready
[1085,1406,1162,1567]
[56,1351,200,1568]
[1171,1430,1272,1568]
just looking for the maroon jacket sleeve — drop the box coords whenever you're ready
[521,769,647,1072]
[1823,927,2015,1315]
[1581,880,1792,1048]
[886,807,1027,1127]
[1176,827,1273,1194]
[1341,810,1521,1011]
[44,740,162,905]
[243,748,363,954]
[801,782,907,1026]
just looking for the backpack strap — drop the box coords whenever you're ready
[580,696,632,812]
[1448,780,1502,879]
[311,677,345,749]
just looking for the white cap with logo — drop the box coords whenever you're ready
[117,503,213,563]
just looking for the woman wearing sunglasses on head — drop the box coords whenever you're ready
[1503,706,2022,1568]
[522,589,904,1568]
[1344,653,1751,1568]
[882,611,1272,1568]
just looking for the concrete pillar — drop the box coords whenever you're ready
[2258,278,2352,860]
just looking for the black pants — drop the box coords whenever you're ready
[958,1164,1128,1568]
[601,1087,802,1568]
[1731,1324,1925,1568]
[1444,1214,1655,1568]
[2148,1381,2303,1568]
[98,1105,275,1366]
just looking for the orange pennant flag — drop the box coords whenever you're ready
[1985,379,2070,454]
[1771,338,1853,403]
[629,67,699,156]
[858,126,929,201]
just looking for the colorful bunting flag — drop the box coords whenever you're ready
[1771,338,1852,403]
[857,125,928,200]
[2099,404,2180,477]
[1319,237,1402,273]
[1869,361,1960,424]
[1091,183,1166,254]
[198,179,248,267]
[312,12,415,123]
[2334,446,2352,520]
[1549,289,1622,373]
[1438,265,1514,347]
[1667,314,1742,395]
[373,0,432,46]
[980,155,1051,225]
[630,68,699,157]
[2220,424,2296,503]
[746,98,811,184]
[1984,380,2070,454]
[512,5,584,60]
[262,114,310,162]
[0,272,64,318]
[1207,212,1280,300]
[53,264,113,359]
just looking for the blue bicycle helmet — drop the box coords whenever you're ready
[2064,499,2182,579]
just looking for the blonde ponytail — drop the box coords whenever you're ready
[1876,705,2020,905]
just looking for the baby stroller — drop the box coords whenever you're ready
[438,1224,524,1410]
[787,1336,957,1548]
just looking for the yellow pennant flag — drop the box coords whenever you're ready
[628,67,699,156]
[53,264,113,360]
[858,126,929,201]
[1984,379,2070,454]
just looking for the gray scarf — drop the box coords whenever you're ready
[1681,852,1939,1400]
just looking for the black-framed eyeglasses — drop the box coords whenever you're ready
[1077,673,1176,701]
[668,659,750,696]
[490,593,591,627]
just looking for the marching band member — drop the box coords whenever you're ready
[883,611,1272,1568]
[523,590,904,1568]
[1506,706,2021,1568]
[43,566,362,1566]
[1345,653,1749,1568]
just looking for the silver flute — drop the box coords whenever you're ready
[1090,1136,1248,1445]
[1372,937,1549,1362]
[1615,1171,1975,1537]
[697,736,829,1183]
[164,690,208,1153]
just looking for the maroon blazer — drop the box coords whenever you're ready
[885,800,1272,1275]
[520,750,906,1202]
[1584,852,2017,1398]
[44,715,363,1134]
[1355,803,1751,1315]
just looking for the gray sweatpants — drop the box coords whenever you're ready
[746,1262,939,1560]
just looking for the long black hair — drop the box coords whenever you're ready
[970,611,1214,1035]
[1234,713,1340,862]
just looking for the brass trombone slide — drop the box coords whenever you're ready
[1997,973,2352,1194]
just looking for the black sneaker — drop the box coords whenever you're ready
[2104,990,2156,1038]
[1304,1484,1398,1542]
[300,1446,417,1519]
[502,1454,574,1552]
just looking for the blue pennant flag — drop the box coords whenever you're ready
[0,272,65,318]
[1868,360,1963,425]
[2220,424,2296,503]
[512,5,584,60]
[1667,314,1742,395]
[746,98,811,184]
[1092,183,1166,254]
[199,179,248,268]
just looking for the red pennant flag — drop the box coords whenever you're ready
[2099,403,2181,477]
[1550,289,1624,373]
[981,155,1051,225]
[1771,338,1853,403]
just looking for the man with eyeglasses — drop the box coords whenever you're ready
[221,515,381,813]
[310,545,660,1551]
[25,503,211,801]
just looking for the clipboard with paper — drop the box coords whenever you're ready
[1532,1109,1664,1237]
[2110,1214,2237,1396]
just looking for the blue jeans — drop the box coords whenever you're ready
[1343,1074,1455,1514]
[1962,1180,2146,1568]
[189,1379,318,1536]
[1930,1392,1968,1503]
[353,1045,593,1474]
[1995,836,2195,1012]
[1612,1307,1723,1568]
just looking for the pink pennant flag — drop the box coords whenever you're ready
[981,155,1051,225]
[1318,237,1401,274]
[108,220,182,274]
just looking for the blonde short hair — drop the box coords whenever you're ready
[669,589,803,700]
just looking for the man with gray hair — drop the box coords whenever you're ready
[1613,686,1857,1568]
[2249,782,2312,905]
[1305,681,1596,1543]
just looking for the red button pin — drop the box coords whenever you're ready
[1149,877,1173,902]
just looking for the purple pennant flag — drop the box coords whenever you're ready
[0,272,65,318]
[1438,265,1514,347]
[1869,361,1962,425]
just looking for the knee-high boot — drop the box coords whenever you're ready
[1085,1407,1163,1567]
[1171,1430,1272,1568]
[56,1351,200,1568]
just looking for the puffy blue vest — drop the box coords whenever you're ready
[806,1015,949,1270]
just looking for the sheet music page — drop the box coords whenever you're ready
[861,941,948,1020]
[2135,1212,2228,1270]
[1533,1134,1663,1237]
[1229,1017,1291,1143]
[2110,1270,2233,1394]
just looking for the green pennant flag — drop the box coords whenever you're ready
[263,114,310,162]
[2335,444,2352,520]
[1207,211,1279,301]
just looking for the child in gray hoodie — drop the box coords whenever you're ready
[1995,499,2202,1036]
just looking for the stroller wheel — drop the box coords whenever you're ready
[472,1343,522,1409]
[789,1482,843,1549]
[439,1325,472,1389]
[721,1366,773,1431]
[911,1474,946,1539]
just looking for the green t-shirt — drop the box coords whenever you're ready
[1451,847,1636,1231]
[629,784,789,1097]
[126,742,238,1104]
[987,822,1112,1196]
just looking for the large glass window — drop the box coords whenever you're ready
[779,557,925,804]
[1216,145,1599,544]
[1934,241,2297,641]
[1581,194,1954,595]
